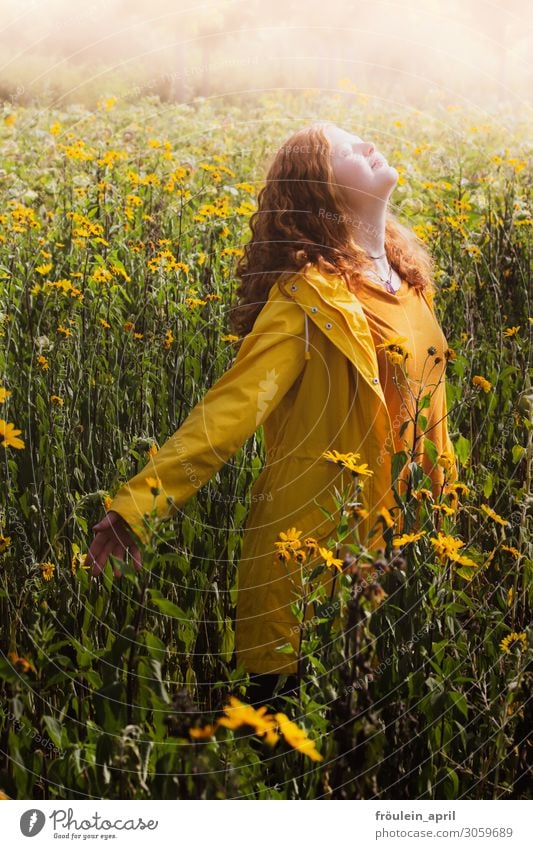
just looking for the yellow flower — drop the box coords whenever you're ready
[376,335,410,361]
[0,387,11,403]
[146,443,159,460]
[0,534,12,554]
[0,419,25,449]
[507,587,514,607]
[431,503,456,516]
[304,536,319,555]
[386,349,408,366]
[322,449,373,476]
[184,297,207,309]
[480,503,510,527]
[275,528,303,553]
[217,696,279,746]
[8,652,36,674]
[412,487,433,502]
[392,530,426,546]
[235,182,256,194]
[501,544,521,559]
[452,553,478,568]
[37,355,49,370]
[472,375,492,392]
[71,548,91,575]
[145,476,161,495]
[503,326,520,337]
[429,532,466,563]
[274,712,323,761]
[444,481,470,509]
[50,395,64,406]
[351,505,369,521]
[275,546,292,563]
[499,631,528,654]
[189,724,217,740]
[221,334,239,342]
[437,450,455,474]
[40,561,56,581]
[36,263,53,275]
[319,546,344,573]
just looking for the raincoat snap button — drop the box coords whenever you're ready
[372,377,379,384]
[325,322,332,329]
[290,283,298,291]
[311,306,318,313]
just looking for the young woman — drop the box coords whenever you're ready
[84,121,457,706]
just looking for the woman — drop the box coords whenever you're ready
[84,121,457,706]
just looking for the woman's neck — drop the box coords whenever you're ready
[344,202,388,258]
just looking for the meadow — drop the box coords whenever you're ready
[0,90,531,799]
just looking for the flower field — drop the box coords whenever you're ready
[0,91,531,800]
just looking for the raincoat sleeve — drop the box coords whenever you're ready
[107,289,306,546]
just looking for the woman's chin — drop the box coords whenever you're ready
[377,164,399,188]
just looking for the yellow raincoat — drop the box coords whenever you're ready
[107,264,457,674]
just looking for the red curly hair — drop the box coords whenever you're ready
[229,120,437,340]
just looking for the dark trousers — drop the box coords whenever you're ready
[247,672,298,708]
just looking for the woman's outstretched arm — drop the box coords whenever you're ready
[85,286,307,574]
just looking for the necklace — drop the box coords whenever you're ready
[368,258,401,294]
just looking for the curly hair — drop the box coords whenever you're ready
[228,120,437,341]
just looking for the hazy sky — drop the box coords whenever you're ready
[0,0,530,107]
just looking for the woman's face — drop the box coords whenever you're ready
[322,123,398,206]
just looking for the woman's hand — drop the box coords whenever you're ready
[84,510,143,577]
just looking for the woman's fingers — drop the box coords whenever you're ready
[88,534,121,577]
[92,512,117,533]
[84,511,142,578]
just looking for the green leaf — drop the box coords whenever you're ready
[419,393,431,410]
[483,471,493,498]
[448,690,468,719]
[512,445,525,464]
[42,715,63,748]
[454,435,470,465]
[149,592,187,620]
[407,461,425,489]
[424,437,438,465]
[391,450,408,482]
[275,643,296,654]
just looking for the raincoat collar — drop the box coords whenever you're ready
[281,265,386,401]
